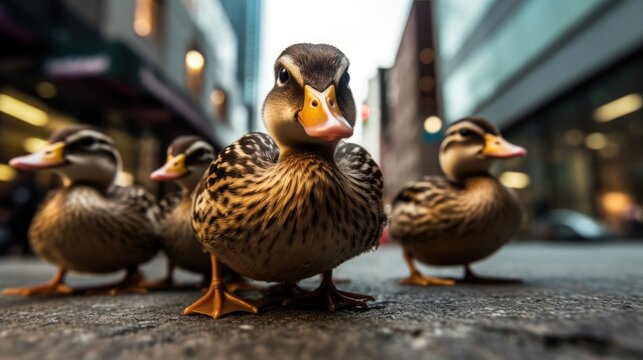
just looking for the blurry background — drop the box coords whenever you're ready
[0,0,642,255]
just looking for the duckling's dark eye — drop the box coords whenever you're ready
[77,137,96,147]
[340,72,350,86]
[459,129,472,137]
[278,67,289,84]
[193,149,206,158]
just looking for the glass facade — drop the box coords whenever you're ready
[441,0,606,121]
[498,49,643,237]
[435,0,494,61]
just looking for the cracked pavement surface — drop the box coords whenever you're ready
[0,243,642,359]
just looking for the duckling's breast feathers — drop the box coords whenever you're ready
[192,133,385,282]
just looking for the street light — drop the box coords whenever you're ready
[423,115,442,133]
[186,50,205,71]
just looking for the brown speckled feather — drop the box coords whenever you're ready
[158,191,211,274]
[30,185,160,273]
[389,175,522,265]
[192,132,385,282]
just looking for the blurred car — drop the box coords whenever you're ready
[530,209,615,241]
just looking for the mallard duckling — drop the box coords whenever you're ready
[186,43,386,318]
[389,117,527,285]
[2,125,160,296]
[149,136,215,287]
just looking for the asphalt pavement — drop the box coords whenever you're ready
[0,243,642,360]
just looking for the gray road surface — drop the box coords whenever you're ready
[0,243,642,360]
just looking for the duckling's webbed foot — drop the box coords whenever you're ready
[263,281,307,297]
[140,260,176,290]
[225,271,263,293]
[184,254,259,319]
[1,268,72,296]
[282,271,373,311]
[459,265,521,284]
[85,267,148,295]
[400,249,454,287]
[400,273,455,286]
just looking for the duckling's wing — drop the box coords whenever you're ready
[199,132,278,184]
[389,176,464,244]
[109,185,162,225]
[335,142,387,226]
[159,191,182,219]
[192,132,279,235]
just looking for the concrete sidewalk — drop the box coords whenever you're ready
[0,243,642,359]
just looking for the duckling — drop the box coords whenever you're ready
[389,117,527,285]
[186,43,386,318]
[148,136,215,287]
[2,125,160,296]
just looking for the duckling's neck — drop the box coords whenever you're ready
[277,144,337,163]
[60,175,114,194]
[460,174,504,205]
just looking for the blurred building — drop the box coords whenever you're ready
[0,0,254,252]
[362,68,387,170]
[431,0,643,235]
[378,0,440,201]
[220,0,262,131]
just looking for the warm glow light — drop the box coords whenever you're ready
[419,48,434,64]
[0,94,48,127]
[210,89,225,105]
[186,50,205,71]
[585,133,607,150]
[134,19,152,36]
[23,137,48,153]
[601,191,632,216]
[593,93,643,123]
[116,171,134,186]
[0,163,17,182]
[36,82,57,99]
[419,76,435,92]
[134,0,153,36]
[564,129,584,146]
[499,171,530,189]
[361,103,370,122]
[599,144,619,159]
[423,115,442,133]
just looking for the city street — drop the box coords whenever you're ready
[0,243,641,360]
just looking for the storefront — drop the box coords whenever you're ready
[499,48,643,237]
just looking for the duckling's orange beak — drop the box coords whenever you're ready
[482,134,527,158]
[151,153,188,181]
[9,141,66,170]
[297,85,353,142]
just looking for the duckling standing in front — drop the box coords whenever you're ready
[187,43,386,318]
[2,125,160,295]
[389,117,527,285]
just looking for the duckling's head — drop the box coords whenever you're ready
[9,125,121,189]
[150,136,215,191]
[439,117,526,182]
[262,43,356,155]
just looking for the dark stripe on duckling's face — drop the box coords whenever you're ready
[276,43,348,91]
[153,137,215,185]
[441,121,487,155]
[447,116,499,136]
[64,130,118,164]
[181,140,215,167]
[168,137,215,167]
